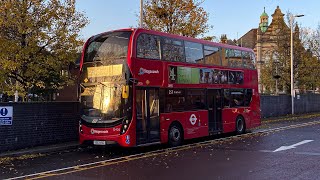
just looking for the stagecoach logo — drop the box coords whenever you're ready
[91,129,109,135]
[189,114,197,125]
[138,68,159,75]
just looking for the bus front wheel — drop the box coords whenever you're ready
[235,116,246,134]
[168,123,183,147]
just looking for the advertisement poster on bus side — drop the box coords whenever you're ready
[169,66,243,85]
[169,66,199,84]
[177,67,199,84]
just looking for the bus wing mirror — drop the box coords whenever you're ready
[122,85,129,99]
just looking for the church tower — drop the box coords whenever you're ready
[259,7,269,33]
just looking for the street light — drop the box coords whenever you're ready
[290,14,304,115]
[140,0,144,28]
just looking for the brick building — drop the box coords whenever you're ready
[238,6,292,93]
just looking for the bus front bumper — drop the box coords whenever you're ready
[79,124,132,147]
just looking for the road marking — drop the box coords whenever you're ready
[6,120,320,180]
[295,152,320,156]
[273,140,314,152]
[260,150,320,156]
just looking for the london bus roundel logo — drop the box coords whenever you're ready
[189,114,197,125]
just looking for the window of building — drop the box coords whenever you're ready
[162,38,185,62]
[137,34,161,60]
[204,45,221,66]
[185,41,204,64]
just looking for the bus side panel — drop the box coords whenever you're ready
[223,108,253,133]
[249,93,261,129]
[222,108,237,133]
[132,59,164,87]
[183,110,209,140]
[160,112,187,144]
[240,107,251,129]
[159,111,209,143]
[249,113,261,129]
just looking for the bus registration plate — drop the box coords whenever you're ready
[93,140,106,145]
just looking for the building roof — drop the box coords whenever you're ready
[260,7,269,17]
[237,28,257,49]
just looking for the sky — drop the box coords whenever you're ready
[76,0,320,40]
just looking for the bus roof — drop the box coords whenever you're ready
[134,28,253,52]
[88,28,253,52]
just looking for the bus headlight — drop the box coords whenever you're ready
[120,118,131,135]
[79,120,83,134]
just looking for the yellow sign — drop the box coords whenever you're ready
[87,65,123,78]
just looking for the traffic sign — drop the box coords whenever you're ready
[0,106,13,126]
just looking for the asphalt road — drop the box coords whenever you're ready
[1,116,320,180]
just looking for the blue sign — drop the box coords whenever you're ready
[0,108,8,116]
[0,106,13,126]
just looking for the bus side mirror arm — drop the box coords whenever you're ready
[129,78,139,85]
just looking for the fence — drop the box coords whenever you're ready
[260,94,320,118]
[0,102,79,153]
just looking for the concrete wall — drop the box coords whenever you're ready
[0,102,79,153]
[260,94,320,118]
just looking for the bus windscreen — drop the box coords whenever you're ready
[80,31,132,123]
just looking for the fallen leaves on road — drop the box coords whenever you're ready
[0,153,44,165]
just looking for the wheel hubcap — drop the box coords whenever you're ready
[170,127,180,142]
[237,119,244,132]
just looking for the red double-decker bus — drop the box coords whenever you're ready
[79,28,261,147]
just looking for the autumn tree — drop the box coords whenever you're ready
[142,0,211,38]
[299,25,320,92]
[260,21,320,94]
[0,0,88,99]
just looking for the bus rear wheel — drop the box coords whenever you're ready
[235,116,246,134]
[168,124,183,147]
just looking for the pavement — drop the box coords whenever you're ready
[0,141,79,158]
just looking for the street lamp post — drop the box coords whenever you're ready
[290,14,304,115]
[140,0,144,28]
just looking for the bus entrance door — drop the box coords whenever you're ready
[208,89,223,133]
[136,88,160,145]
